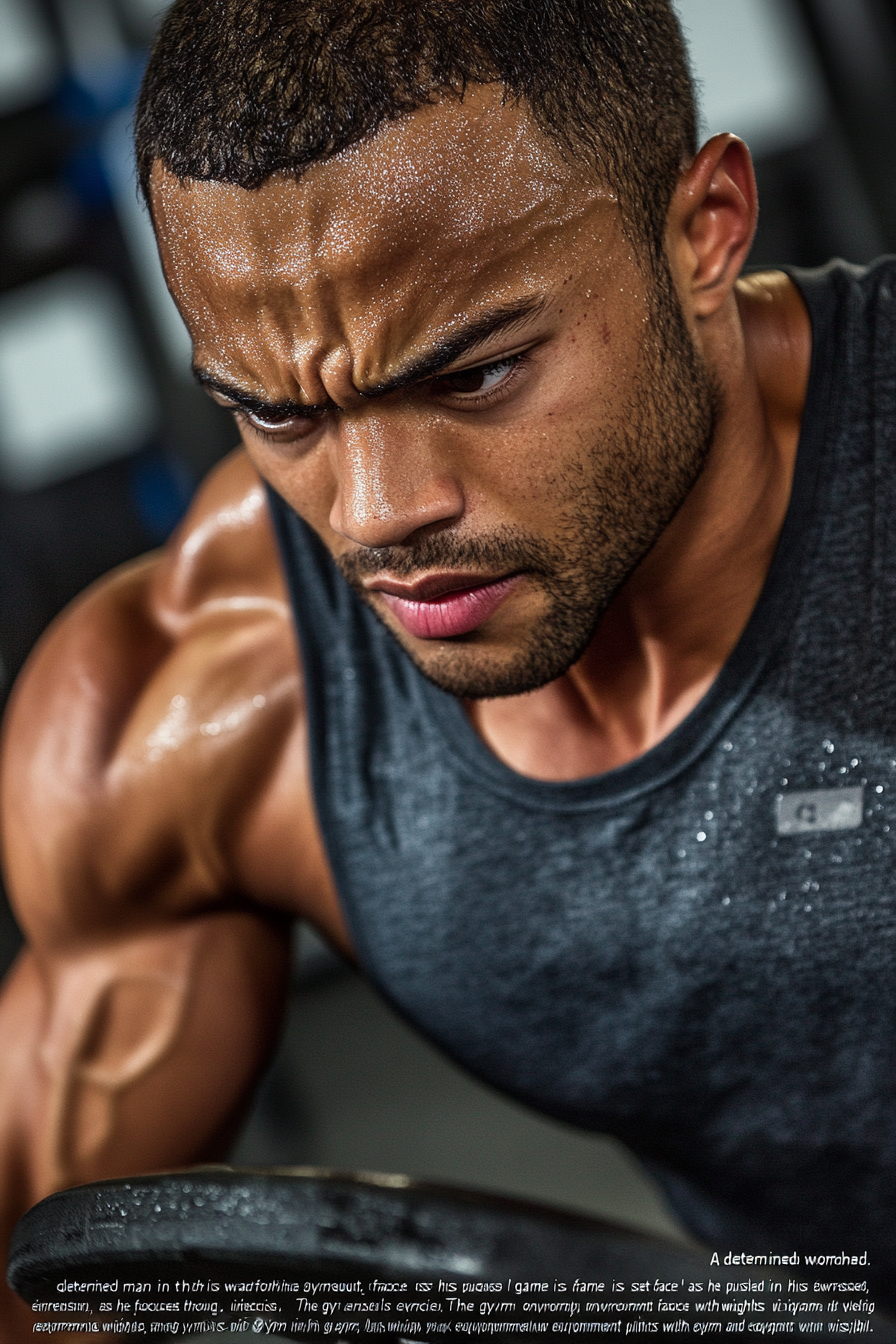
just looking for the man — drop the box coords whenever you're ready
[1,0,892,1333]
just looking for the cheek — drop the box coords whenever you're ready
[242,437,338,538]
[542,328,644,463]
[562,313,640,394]
[458,352,640,521]
[447,422,570,532]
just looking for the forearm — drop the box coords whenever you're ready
[0,914,290,1342]
[0,953,45,1344]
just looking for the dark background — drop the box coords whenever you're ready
[0,0,894,1235]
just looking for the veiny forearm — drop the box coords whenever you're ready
[0,952,45,1344]
[0,913,290,1343]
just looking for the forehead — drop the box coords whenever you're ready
[151,87,618,385]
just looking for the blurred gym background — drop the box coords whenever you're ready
[0,0,894,1235]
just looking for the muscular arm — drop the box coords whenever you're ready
[0,452,348,1340]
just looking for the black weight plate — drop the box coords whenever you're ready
[9,1168,894,1341]
[9,1166,710,1296]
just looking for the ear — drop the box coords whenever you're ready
[666,134,758,319]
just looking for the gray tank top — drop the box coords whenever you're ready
[267,259,896,1289]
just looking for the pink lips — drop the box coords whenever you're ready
[376,576,521,639]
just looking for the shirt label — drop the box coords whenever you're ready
[776,787,864,836]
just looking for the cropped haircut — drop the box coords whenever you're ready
[135,0,699,260]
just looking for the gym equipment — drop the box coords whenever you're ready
[9,1168,893,1340]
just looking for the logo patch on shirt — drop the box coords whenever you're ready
[776,787,864,836]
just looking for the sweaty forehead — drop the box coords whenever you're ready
[151,86,616,385]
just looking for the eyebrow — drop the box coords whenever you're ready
[192,295,547,420]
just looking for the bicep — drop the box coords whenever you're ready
[0,540,304,937]
[0,553,176,938]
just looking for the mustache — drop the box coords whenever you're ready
[335,526,565,585]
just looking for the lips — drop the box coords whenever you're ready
[373,575,522,639]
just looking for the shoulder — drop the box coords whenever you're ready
[737,269,812,456]
[152,448,286,625]
[0,451,344,948]
[736,271,812,407]
[2,450,294,789]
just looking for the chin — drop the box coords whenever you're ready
[365,585,602,700]
[399,636,572,702]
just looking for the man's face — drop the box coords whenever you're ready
[152,87,716,699]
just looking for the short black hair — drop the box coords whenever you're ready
[135,0,698,258]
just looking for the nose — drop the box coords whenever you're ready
[328,410,464,548]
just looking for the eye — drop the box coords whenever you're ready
[246,412,295,431]
[237,409,322,443]
[432,357,519,399]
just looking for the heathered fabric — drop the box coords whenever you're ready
[267,259,896,1290]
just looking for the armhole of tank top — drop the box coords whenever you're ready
[262,488,361,941]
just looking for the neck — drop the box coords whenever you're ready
[469,270,811,781]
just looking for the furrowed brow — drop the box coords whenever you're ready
[360,296,548,398]
[192,295,546,414]
[192,369,331,420]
